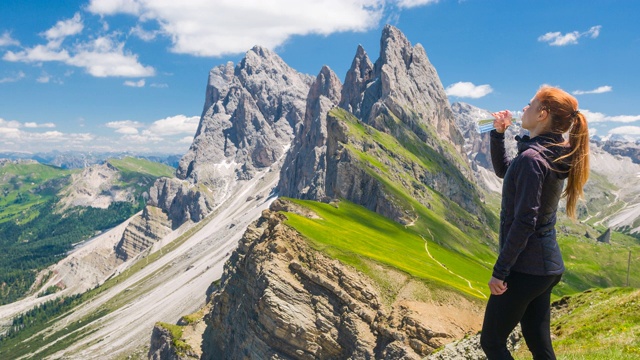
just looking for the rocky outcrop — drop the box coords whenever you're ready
[201,199,482,359]
[345,25,465,157]
[114,206,172,261]
[149,46,312,229]
[147,177,216,229]
[597,228,611,243]
[149,324,198,360]
[278,65,342,200]
[324,108,411,223]
[280,26,485,223]
[57,162,135,211]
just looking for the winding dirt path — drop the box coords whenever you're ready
[421,228,487,299]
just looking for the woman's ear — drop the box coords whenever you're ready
[538,108,549,122]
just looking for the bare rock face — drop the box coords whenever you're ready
[149,324,198,360]
[147,177,216,229]
[277,65,342,200]
[57,162,134,211]
[281,25,483,221]
[114,206,172,261]
[339,45,374,119]
[177,46,312,185]
[345,25,465,157]
[201,199,482,359]
[149,46,311,229]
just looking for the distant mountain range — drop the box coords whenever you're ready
[0,150,182,169]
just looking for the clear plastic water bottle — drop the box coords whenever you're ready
[476,110,523,133]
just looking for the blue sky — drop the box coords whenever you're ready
[1,0,639,154]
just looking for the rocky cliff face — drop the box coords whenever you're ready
[57,162,135,211]
[350,25,465,156]
[278,66,342,200]
[149,46,312,229]
[279,25,484,223]
[114,205,172,261]
[201,199,482,360]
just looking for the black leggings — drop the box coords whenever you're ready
[480,271,562,360]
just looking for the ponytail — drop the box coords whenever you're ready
[560,112,590,218]
[536,86,590,219]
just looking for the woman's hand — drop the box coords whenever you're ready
[491,110,513,133]
[488,276,508,295]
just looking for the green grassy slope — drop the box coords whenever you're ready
[514,287,640,359]
[0,157,175,305]
[329,107,499,258]
[284,198,493,300]
[0,162,76,225]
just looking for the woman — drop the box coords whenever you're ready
[480,86,590,359]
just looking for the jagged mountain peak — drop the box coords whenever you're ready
[339,44,374,117]
[378,24,414,69]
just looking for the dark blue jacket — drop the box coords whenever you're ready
[490,130,570,280]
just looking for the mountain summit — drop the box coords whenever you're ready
[279,24,484,225]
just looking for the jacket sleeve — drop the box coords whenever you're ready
[492,151,547,280]
[490,130,510,178]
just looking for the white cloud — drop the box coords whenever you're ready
[395,0,440,8]
[0,32,20,47]
[0,117,95,150]
[150,82,168,88]
[37,74,51,83]
[538,25,602,46]
[106,120,144,129]
[3,45,71,62]
[609,126,640,136]
[179,136,194,144]
[124,79,145,87]
[130,25,160,41]
[147,115,199,136]
[66,36,155,77]
[87,0,384,57]
[24,122,56,128]
[4,18,153,78]
[87,0,142,15]
[0,118,22,129]
[445,81,493,99]
[42,13,84,47]
[0,71,26,83]
[572,86,612,95]
[581,109,640,123]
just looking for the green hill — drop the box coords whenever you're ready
[0,157,175,305]
[513,287,640,359]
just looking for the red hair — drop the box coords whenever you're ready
[535,86,590,219]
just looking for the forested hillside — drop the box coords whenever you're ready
[0,157,174,305]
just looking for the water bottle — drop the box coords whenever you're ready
[476,110,523,134]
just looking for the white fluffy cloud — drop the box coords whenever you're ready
[581,109,640,123]
[445,81,493,99]
[42,12,84,47]
[87,0,385,57]
[395,0,439,8]
[0,32,20,47]
[104,115,198,149]
[0,117,93,151]
[609,126,640,136]
[24,122,56,128]
[124,79,145,87]
[147,115,199,136]
[538,25,601,46]
[65,36,155,77]
[573,86,612,95]
[3,14,154,78]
